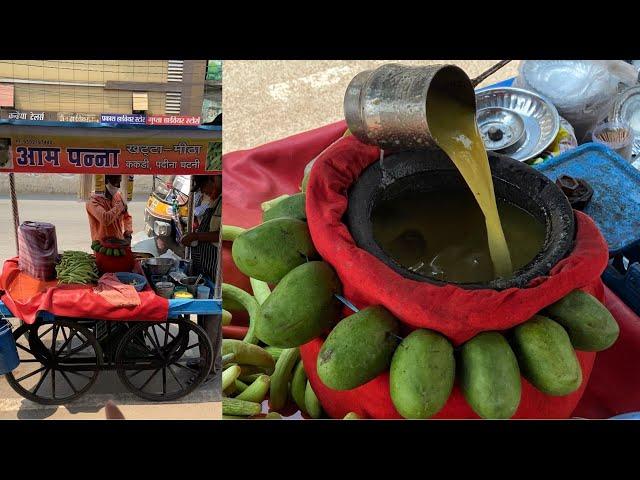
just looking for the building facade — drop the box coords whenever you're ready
[0,60,207,121]
[203,60,222,123]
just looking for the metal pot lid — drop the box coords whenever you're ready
[475,87,560,162]
[477,107,526,153]
[610,85,640,156]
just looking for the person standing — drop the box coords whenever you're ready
[180,175,222,377]
[86,175,133,242]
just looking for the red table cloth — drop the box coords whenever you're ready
[0,257,168,324]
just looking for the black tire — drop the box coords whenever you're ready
[115,318,213,402]
[5,319,103,405]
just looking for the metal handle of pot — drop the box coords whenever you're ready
[470,60,513,88]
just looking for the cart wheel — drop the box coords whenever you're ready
[5,319,103,405]
[115,318,213,402]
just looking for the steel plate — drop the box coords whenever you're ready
[476,87,560,162]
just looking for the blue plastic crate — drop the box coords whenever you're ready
[476,77,515,91]
[602,259,640,317]
[610,412,640,420]
[535,143,640,256]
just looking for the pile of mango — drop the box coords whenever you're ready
[222,168,620,419]
[91,240,126,257]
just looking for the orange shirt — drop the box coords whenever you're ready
[86,193,133,242]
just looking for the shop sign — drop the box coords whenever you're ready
[100,113,147,125]
[57,112,101,123]
[1,110,56,121]
[146,115,201,126]
[0,131,219,174]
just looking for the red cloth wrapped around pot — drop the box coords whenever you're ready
[222,121,640,419]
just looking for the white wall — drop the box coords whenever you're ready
[0,174,153,195]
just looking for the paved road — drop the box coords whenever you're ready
[0,195,147,259]
[223,60,520,152]
[0,195,220,419]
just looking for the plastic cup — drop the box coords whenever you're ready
[197,285,211,299]
[592,121,634,162]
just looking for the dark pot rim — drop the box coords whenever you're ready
[346,149,576,290]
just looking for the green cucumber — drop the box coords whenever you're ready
[264,412,283,420]
[265,346,284,362]
[290,360,308,414]
[222,365,241,391]
[221,353,236,366]
[221,339,275,374]
[234,379,249,393]
[238,373,262,384]
[222,398,262,417]
[269,348,300,411]
[236,375,271,403]
[304,381,323,419]
[222,284,260,344]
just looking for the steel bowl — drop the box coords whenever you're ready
[477,107,526,154]
[142,257,175,276]
[476,87,560,162]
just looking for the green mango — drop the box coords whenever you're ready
[317,306,400,391]
[459,332,521,419]
[304,381,323,419]
[544,290,619,352]
[512,315,582,396]
[232,218,318,284]
[389,329,455,419]
[262,193,307,222]
[255,261,341,348]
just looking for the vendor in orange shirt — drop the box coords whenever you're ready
[86,175,133,242]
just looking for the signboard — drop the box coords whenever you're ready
[100,113,147,125]
[146,115,201,126]
[1,110,56,121]
[0,129,221,174]
[57,112,101,123]
[1,110,100,123]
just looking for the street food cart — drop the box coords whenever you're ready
[0,119,222,405]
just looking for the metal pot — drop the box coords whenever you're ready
[178,276,206,296]
[346,149,576,290]
[344,64,476,151]
[344,62,512,152]
[142,257,175,276]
